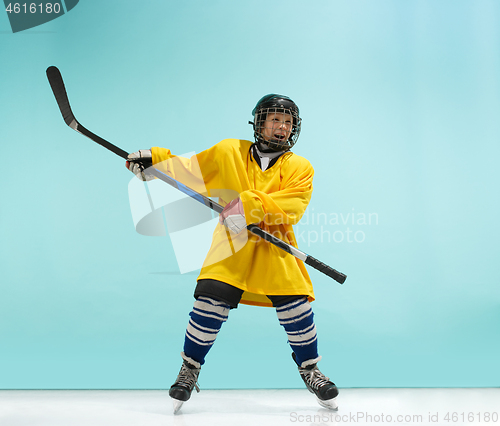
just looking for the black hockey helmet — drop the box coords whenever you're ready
[249,94,301,152]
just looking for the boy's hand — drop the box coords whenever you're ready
[219,198,247,234]
[126,149,154,181]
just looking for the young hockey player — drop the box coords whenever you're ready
[126,94,339,413]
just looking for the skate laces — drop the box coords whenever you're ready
[175,363,201,393]
[301,365,331,390]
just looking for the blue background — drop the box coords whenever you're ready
[0,0,499,389]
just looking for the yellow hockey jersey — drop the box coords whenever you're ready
[151,138,315,307]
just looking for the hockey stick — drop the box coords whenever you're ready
[46,66,347,284]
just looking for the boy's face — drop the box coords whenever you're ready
[261,111,293,144]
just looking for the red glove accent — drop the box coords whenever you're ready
[219,198,244,224]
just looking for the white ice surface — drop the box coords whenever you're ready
[0,388,498,426]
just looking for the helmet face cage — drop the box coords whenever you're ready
[251,94,301,151]
[254,106,301,151]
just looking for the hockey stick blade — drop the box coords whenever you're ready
[46,66,129,160]
[46,66,77,128]
[46,67,346,284]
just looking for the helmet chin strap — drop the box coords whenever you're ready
[257,139,287,153]
[257,141,276,153]
[257,139,283,153]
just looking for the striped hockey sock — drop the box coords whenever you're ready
[276,297,321,366]
[183,296,230,366]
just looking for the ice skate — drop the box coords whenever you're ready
[293,353,339,410]
[169,354,201,414]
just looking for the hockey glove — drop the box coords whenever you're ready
[219,198,247,234]
[126,149,154,181]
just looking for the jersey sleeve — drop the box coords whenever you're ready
[240,156,314,226]
[150,144,220,194]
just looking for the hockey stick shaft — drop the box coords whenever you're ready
[46,66,346,284]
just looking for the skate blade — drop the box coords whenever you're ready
[317,395,338,411]
[171,398,184,414]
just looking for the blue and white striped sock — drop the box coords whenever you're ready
[276,297,321,366]
[183,296,230,366]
